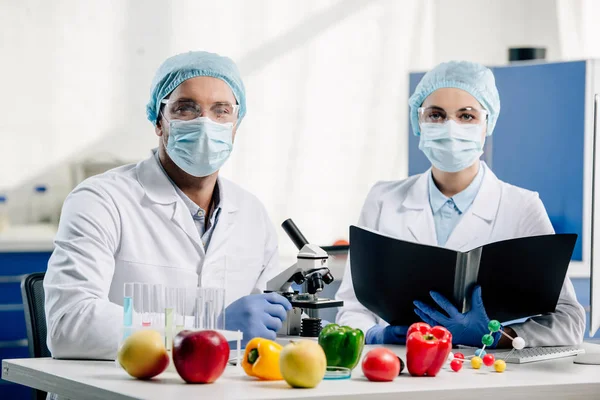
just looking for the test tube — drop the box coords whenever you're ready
[123,283,134,331]
[214,288,225,330]
[133,283,144,326]
[165,287,177,350]
[142,283,152,327]
[152,284,164,327]
[175,287,186,333]
[194,289,203,330]
[195,287,225,330]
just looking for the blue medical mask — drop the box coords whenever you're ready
[419,120,484,173]
[165,117,234,177]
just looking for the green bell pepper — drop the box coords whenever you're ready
[318,324,365,370]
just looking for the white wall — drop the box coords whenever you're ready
[0,0,568,256]
[0,0,432,257]
[433,0,561,66]
[0,0,169,222]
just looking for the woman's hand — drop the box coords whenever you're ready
[413,286,502,348]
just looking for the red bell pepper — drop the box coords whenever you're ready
[406,322,452,377]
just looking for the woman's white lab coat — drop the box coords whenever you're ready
[44,151,284,360]
[336,163,586,346]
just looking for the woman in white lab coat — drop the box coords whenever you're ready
[335,61,586,348]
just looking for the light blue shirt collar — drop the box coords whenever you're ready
[428,164,485,214]
[154,151,221,220]
[173,182,221,220]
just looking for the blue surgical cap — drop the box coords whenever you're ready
[408,61,500,136]
[146,51,246,126]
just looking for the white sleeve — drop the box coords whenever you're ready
[253,207,284,293]
[335,257,382,333]
[510,278,586,346]
[335,183,385,333]
[509,193,586,346]
[44,183,122,360]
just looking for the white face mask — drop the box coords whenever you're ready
[418,120,485,173]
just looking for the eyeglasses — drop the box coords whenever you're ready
[161,99,240,123]
[418,106,488,125]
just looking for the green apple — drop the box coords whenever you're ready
[280,340,327,388]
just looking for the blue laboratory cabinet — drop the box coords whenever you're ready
[0,250,52,398]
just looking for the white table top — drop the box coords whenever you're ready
[3,343,600,400]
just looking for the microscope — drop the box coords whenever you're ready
[266,219,343,337]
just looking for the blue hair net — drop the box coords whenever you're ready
[146,51,246,126]
[408,61,500,136]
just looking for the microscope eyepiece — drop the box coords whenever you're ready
[282,219,309,250]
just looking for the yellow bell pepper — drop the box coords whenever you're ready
[241,338,283,380]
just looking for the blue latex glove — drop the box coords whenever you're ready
[365,325,409,344]
[225,293,292,347]
[413,286,500,348]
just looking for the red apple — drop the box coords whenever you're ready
[172,330,230,384]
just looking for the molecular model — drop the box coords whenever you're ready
[446,320,525,373]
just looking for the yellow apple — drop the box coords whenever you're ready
[280,340,327,388]
[118,330,169,379]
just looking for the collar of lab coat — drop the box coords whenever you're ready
[401,161,501,249]
[136,149,239,214]
[402,161,500,222]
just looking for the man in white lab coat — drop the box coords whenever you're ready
[336,61,586,348]
[44,51,291,360]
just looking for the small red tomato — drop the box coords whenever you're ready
[450,359,463,372]
[362,348,401,382]
[454,352,465,361]
[483,354,495,367]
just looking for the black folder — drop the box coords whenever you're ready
[349,225,577,326]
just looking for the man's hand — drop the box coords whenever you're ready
[225,293,292,346]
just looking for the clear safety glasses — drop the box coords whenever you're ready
[161,99,240,124]
[418,106,488,125]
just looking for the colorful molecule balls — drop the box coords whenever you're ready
[482,334,494,346]
[450,360,463,372]
[483,354,495,367]
[488,320,501,333]
[454,352,465,361]
[494,359,507,373]
[475,349,487,357]
[512,337,526,350]
[471,356,483,369]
